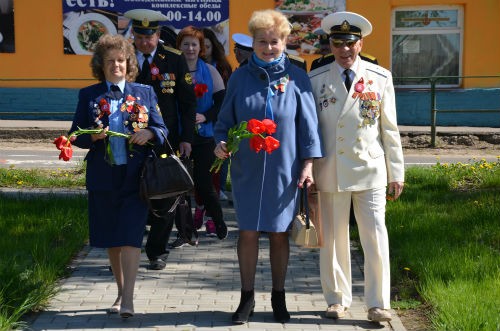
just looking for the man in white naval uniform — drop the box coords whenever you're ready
[309,11,405,322]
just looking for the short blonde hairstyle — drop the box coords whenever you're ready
[248,9,291,40]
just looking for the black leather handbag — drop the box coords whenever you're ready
[139,133,194,213]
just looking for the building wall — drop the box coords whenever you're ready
[0,0,273,88]
[0,0,499,126]
[350,0,500,88]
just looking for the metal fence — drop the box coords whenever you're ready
[1,76,499,146]
[395,75,500,146]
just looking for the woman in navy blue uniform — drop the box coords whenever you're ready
[69,34,167,318]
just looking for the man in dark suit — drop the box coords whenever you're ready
[125,9,197,270]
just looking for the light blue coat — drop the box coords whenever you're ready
[214,55,323,232]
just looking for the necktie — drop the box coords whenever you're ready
[110,84,123,100]
[343,69,352,92]
[138,54,151,82]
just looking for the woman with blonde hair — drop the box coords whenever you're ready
[214,9,322,324]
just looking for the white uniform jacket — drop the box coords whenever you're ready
[309,60,404,192]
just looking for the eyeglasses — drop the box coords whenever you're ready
[330,39,358,48]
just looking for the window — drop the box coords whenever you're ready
[391,6,463,87]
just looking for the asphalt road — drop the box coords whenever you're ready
[1,120,498,168]
[1,147,498,169]
[0,148,86,169]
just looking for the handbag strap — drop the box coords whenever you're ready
[158,129,176,155]
[300,188,311,229]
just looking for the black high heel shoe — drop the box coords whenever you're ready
[271,289,290,323]
[215,220,228,240]
[232,289,255,324]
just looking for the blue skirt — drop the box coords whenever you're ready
[87,166,148,248]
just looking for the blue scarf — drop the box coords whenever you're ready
[251,53,285,120]
[194,58,214,137]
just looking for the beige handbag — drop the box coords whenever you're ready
[291,188,321,248]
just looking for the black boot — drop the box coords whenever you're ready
[232,289,255,324]
[271,289,290,323]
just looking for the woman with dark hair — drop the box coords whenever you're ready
[202,27,233,86]
[195,27,234,218]
[69,34,168,318]
[176,26,228,240]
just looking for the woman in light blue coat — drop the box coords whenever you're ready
[214,9,322,324]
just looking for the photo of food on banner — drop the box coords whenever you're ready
[63,3,230,56]
[63,9,120,55]
[274,0,346,56]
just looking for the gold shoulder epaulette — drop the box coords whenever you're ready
[162,45,182,55]
[360,52,376,61]
[308,63,330,77]
[287,54,305,63]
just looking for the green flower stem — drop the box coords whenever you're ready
[69,127,131,141]
[66,127,152,165]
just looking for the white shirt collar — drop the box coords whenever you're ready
[138,48,157,63]
[334,56,361,77]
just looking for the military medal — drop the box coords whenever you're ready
[150,64,163,80]
[274,74,289,93]
[354,77,364,93]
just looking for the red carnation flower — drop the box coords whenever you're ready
[58,145,73,161]
[194,83,208,98]
[247,119,266,134]
[262,118,277,135]
[53,135,69,150]
[249,135,265,153]
[264,136,280,154]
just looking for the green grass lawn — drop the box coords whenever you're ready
[0,158,499,331]
[388,159,500,331]
[0,194,88,330]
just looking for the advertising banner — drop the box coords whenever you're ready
[274,0,345,56]
[62,0,229,55]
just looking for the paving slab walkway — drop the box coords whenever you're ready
[22,196,406,331]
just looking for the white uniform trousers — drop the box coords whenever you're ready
[319,188,391,309]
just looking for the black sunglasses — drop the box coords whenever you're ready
[330,39,358,48]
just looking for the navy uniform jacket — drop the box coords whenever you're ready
[69,82,168,192]
[310,52,378,71]
[136,44,196,148]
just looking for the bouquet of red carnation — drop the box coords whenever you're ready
[210,118,280,173]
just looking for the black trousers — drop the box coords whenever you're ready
[144,197,178,261]
[191,140,223,226]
